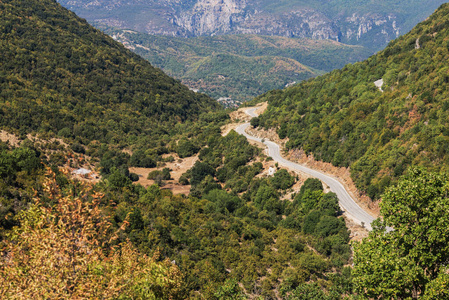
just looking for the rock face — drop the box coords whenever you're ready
[174,0,247,36]
[340,13,401,46]
[172,3,405,49]
[231,8,340,40]
[171,0,399,46]
[57,0,446,51]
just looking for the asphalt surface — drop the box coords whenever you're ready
[236,107,376,231]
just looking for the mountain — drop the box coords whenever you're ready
[0,2,353,298]
[249,3,449,200]
[0,0,219,150]
[57,0,447,51]
[100,28,370,103]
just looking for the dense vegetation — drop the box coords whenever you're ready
[0,131,353,299]
[0,1,354,298]
[0,0,219,163]
[0,171,183,299]
[110,130,353,298]
[250,3,449,199]
[100,28,370,103]
[0,142,43,239]
[353,168,449,299]
[4,136,449,298]
[3,0,449,298]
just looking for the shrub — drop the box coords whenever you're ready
[71,143,85,154]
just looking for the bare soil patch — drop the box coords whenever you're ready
[254,101,268,116]
[0,130,21,147]
[246,126,288,147]
[130,153,198,195]
[222,102,268,137]
[343,215,369,242]
[221,123,240,137]
[279,172,311,202]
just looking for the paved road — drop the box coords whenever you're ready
[236,107,376,231]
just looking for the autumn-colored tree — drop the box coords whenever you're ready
[0,170,183,299]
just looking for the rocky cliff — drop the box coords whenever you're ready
[58,0,446,51]
[173,0,247,36]
[173,2,415,50]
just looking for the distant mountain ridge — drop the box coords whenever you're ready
[101,28,370,102]
[57,0,447,51]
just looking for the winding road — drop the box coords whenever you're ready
[236,107,377,231]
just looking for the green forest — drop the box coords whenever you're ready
[1,0,449,298]
[0,0,352,298]
[0,129,354,298]
[0,0,220,168]
[250,3,449,200]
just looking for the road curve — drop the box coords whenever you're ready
[236,107,376,231]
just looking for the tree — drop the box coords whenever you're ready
[176,138,199,158]
[353,168,449,299]
[286,282,340,300]
[214,278,246,300]
[190,161,215,186]
[270,168,295,190]
[0,169,183,299]
[108,167,132,189]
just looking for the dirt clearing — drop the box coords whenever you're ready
[130,154,198,195]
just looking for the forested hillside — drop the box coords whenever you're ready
[3,0,448,298]
[0,1,354,298]
[250,3,449,200]
[0,131,353,298]
[0,0,219,147]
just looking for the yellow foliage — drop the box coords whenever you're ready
[0,169,182,299]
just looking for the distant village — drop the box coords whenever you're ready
[217,97,242,108]
[189,87,242,108]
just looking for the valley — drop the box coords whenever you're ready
[1,0,449,298]
[56,0,447,104]
[100,28,369,103]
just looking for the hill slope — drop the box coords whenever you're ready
[57,0,447,51]
[0,0,219,148]
[251,3,449,200]
[0,1,357,298]
[102,29,370,103]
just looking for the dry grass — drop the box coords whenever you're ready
[129,154,198,195]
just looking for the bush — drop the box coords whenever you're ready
[129,172,139,182]
[147,168,171,180]
[303,210,321,235]
[71,143,85,154]
[250,117,260,127]
[315,215,345,238]
[58,127,72,138]
[190,161,215,186]
[270,169,295,190]
[176,139,199,158]
[178,174,189,185]
[130,150,156,168]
